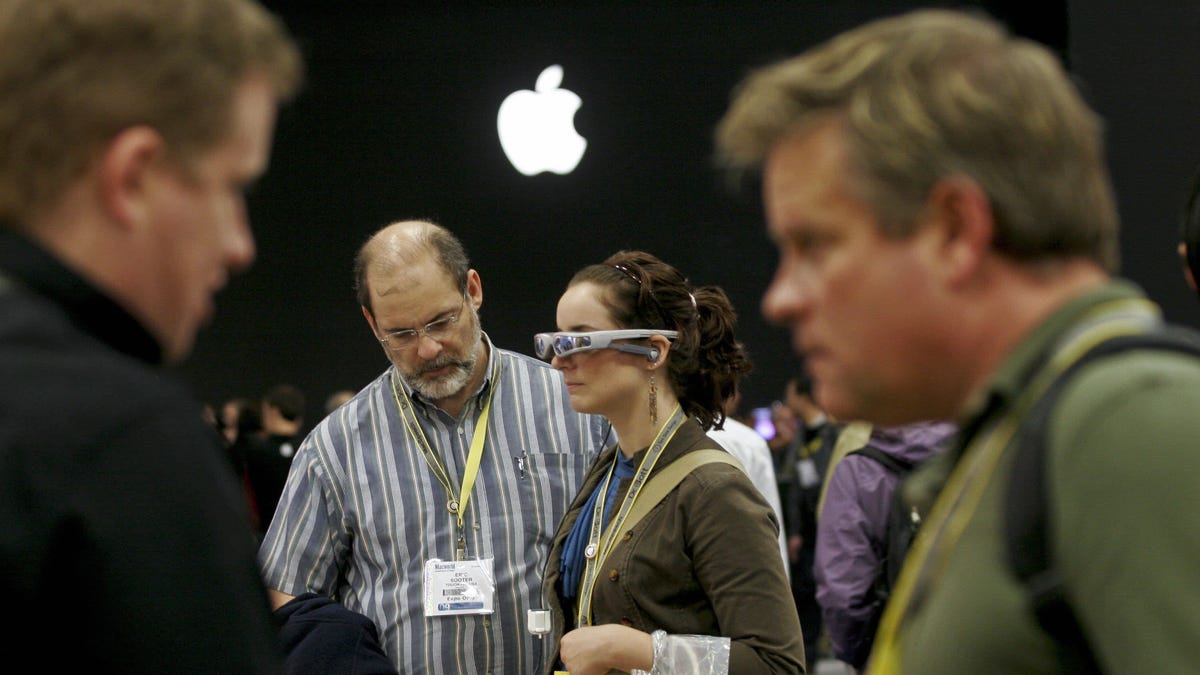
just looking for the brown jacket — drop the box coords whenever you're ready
[542,418,806,673]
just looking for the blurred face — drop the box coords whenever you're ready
[221,402,240,443]
[140,74,276,363]
[760,119,945,424]
[551,281,650,420]
[366,261,483,402]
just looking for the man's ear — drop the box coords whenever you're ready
[361,305,379,334]
[466,268,483,310]
[923,176,994,285]
[1179,242,1198,293]
[96,126,165,228]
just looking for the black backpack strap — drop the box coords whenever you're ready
[849,445,914,476]
[1006,327,1200,674]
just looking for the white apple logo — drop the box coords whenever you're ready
[497,65,587,176]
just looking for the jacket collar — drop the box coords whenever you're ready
[0,228,162,364]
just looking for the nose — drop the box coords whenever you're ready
[226,209,256,274]
[761,260,812,326]
[415,332,444,359]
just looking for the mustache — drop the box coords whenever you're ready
[418,356,468,376]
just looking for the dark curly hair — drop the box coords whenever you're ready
[567,250,753,430]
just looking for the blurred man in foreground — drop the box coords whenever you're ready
[0,1,302,670]
[718,9,1200,673]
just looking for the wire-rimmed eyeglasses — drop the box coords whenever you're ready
[533,329,678,361]
[378,296,467,351]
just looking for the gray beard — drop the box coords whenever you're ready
[406,356,474,401]
[401,311,483,401]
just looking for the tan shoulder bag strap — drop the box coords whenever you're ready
[816,420,873,521]
[610,449,743,540]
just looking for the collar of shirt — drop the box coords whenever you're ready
[954,279,1151,450]
[0,228,162,364]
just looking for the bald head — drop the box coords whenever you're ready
[354,220,471,314]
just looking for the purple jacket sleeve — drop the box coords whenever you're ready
[814,454,896,668]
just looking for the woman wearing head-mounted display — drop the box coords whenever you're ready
[532,251,806,674]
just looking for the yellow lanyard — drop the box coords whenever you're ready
[390,356,501,560]
[869,298,1159,673]
[801,435,824,458]
[574,405,685,627]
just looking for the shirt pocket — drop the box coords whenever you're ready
[516,451,590,536]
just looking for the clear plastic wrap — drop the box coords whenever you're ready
[631,630,731,675]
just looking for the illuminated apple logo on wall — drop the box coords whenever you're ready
[497,65,587,176]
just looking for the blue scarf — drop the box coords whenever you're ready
[560,450,637,599]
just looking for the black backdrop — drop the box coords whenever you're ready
[179,1,1200,432]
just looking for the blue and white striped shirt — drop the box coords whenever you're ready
[260,339,609,674]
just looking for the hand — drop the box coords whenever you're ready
[559,624,653,675]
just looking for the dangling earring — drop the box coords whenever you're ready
[648,373,658,426]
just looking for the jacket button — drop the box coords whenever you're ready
[622,531,633,541]
[620,617,633,626]
[609,569,619,581]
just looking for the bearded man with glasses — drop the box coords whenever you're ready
[259,219,610,674]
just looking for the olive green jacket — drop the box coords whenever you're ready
[542,417,806,674]
[889,281,1200,673]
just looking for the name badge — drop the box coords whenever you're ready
[797,458,820,488]
[423,558,496,617]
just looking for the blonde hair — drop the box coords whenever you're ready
[0,0,303,225]
[716,9,1119,271]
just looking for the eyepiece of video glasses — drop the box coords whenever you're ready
[533,329,678,361]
